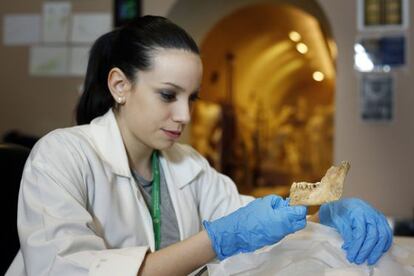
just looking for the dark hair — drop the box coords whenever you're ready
[76,15,200,125]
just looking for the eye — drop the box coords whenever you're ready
[189,93,200,102]
[159,91,177,102]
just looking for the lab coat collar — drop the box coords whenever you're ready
[90,109,131,177]
[159,145,202,189]
[90,109,201,188]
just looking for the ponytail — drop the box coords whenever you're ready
[76,30,118,125]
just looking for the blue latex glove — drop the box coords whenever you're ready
[319,198,393,265]
[203,195,307,260]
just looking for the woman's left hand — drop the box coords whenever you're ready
[319,198,393,265]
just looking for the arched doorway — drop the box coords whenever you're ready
[169,1,336,197]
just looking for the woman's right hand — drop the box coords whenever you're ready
[203,195,307,260]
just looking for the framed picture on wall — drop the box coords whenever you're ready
[357,0,409,31]
[114,0,141,27]
[360,73,393,122]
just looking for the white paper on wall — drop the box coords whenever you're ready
[70,13,112,44]
[42,1,71,43]
[30,46,69,76]
[3,14,41,45]
[69,46,90,76]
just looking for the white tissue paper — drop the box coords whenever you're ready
[207,222,414,276]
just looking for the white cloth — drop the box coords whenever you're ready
[207,222,414,276]
[7,109,245,276]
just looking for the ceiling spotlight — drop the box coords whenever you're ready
[296,43,308,54]
[313,71,325,82]
[289,31,301,42]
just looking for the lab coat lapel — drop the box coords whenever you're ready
[90,109,132,178]
[160,146,203,240]
[160,146,202,189]
[90,109,156,250]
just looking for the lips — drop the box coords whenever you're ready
[162,129,181,139]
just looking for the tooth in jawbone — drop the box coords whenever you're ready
[289,161,350,206]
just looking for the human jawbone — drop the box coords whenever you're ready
[289,161,350,206]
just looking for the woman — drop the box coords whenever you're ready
[7,16,392,276]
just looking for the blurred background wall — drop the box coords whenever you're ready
[0,0,413,218]
[0,0,111,136]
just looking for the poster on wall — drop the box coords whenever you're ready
[70,13,112,44]
[354,35,406,72]
[29,46,69,76]
[360,73,393,122]
[3,14,41,45]
[42,2,71,43]
[69,46,89,76]
[358,0,409,31]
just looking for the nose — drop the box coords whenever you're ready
[172,100,191,125]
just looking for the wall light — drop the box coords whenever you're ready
[289,31,301,42]
[296,42,308,54]
[313,71,325,82]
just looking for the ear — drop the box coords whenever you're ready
[108,67,132,105]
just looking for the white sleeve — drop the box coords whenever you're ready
[18,132,147,276]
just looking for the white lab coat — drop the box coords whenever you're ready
[7,109,249,276]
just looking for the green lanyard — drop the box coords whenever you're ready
[151,150,161,250]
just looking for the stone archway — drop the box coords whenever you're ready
[167,0,334,44]
[169,0,336,197]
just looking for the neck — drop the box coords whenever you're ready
[115,112,154,180]
[128,146,153,180]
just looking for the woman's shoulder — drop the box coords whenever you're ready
[35,124,92,148]
[29,124,95,164]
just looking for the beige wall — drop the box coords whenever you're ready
[1,0,413,217]
[0,0,111,137]
[142,0,176,16]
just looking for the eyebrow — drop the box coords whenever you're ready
[162,82,201,94]
[162,82,185,91]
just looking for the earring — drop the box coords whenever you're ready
[118,97,122,103]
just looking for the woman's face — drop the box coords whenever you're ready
[118,48,202,151]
